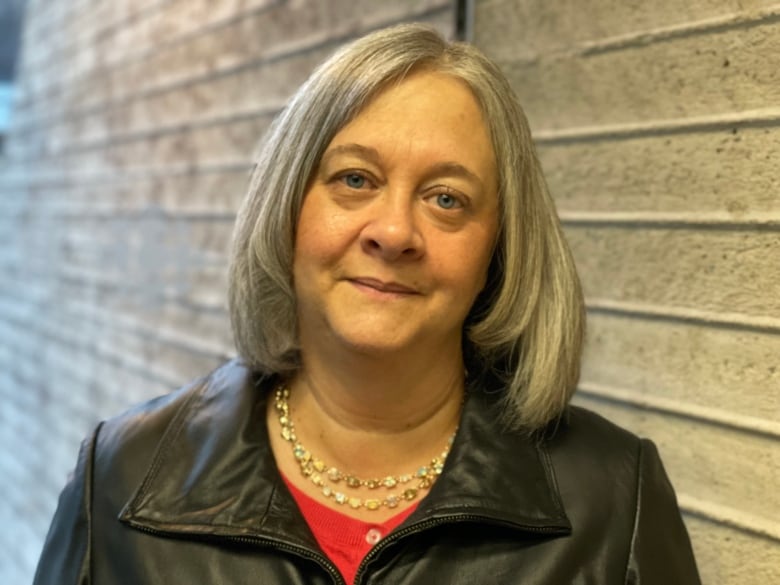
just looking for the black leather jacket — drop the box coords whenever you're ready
[34,360,701,584]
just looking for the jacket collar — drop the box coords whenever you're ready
[120,361,571,548]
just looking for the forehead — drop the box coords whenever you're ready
[323,70,497,190]
[341,70,486,134]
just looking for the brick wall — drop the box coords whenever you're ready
[0,1,455,581]
[473,1,780,583]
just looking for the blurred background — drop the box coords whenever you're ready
[0,0,25,152]
[0,0,778,583]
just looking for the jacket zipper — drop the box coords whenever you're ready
[353,513,568,584]
[128,522,347,585]
[129,514,564,585]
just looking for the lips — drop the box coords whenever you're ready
[349,277,419,295]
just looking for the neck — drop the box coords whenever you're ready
[283,339,465,478]
[296,337,465,427]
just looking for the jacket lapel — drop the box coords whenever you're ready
[120,362,570,547]
[119,363,319,550]
[412,389,571,532]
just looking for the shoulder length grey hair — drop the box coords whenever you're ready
[228,23,585,432]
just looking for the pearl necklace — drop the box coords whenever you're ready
[274,385,456,511]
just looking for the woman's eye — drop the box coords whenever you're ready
[435,193,462,210]
[342,173,366,189]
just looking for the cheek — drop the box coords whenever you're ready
[466,250,493,295]
[294,202,361,290]
[464,223,498,284]
[432,231,495,297]
[295,197,336,263]
[298,188,359,238]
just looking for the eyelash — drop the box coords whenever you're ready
[427,190,465,211]
[337,171,374,190]
[334,171,468,212]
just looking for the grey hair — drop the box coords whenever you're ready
[228,23,585,432]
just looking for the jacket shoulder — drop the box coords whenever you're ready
[99,359,253,441]
[543,406,688,576]
[545,405,642,495]
[547,407,700,583]
[553,405,641,452]
[33,360,257,584]
[93,360,256,507]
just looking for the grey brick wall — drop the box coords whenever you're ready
[0,1,455,582]
[4,1,778,582]
[473,1,780,583]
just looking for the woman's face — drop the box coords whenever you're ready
[293,70,499,357]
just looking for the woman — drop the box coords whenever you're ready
[35,24,701,584]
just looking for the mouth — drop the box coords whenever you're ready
[349,277,419,295]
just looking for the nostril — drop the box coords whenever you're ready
[359,215,424,260]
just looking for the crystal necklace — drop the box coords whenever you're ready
[274,385,456,511]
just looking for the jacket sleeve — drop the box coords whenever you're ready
[32,426,99,585]
[624,439,701,585]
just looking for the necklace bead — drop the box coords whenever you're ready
[275,385,456,511]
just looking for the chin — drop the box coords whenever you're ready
[330,319,460,359]
[334,331,416,356]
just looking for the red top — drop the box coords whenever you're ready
[283,475,418,584]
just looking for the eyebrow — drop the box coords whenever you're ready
[320,143,486,190]
[320,144,381,167]
[425,161,485,191]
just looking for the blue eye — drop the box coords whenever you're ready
[343,174,365,189]
[436,193,460,209]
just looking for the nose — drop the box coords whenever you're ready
[359,193,424,261]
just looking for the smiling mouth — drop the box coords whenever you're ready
[349,278,419,295]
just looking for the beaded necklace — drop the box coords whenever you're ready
[274,385,456,511]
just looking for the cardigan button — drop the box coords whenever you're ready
[365,528,382,545]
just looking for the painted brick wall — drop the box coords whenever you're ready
[0,1,455,582]
[472,1,780,583]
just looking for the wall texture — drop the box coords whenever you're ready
[2,0,778,583]
[472,1,779,583]
[0,1,454,582]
